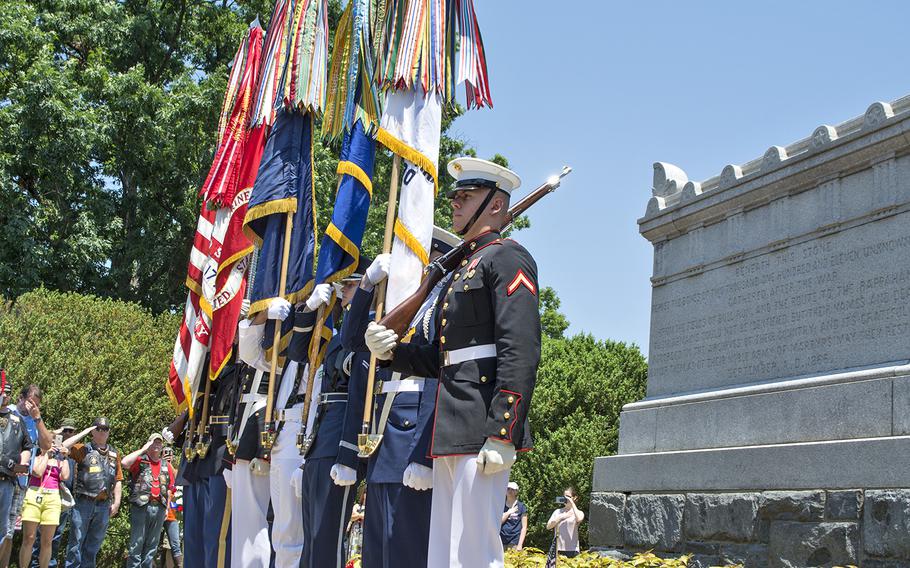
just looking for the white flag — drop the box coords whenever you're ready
[377,89,442,310]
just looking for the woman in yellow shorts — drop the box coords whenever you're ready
[19,442,70,568]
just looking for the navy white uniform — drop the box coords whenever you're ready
[345,281,443,568]
[292,306,366,568]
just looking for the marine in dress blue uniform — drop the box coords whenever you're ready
[366,158,542,568]
[345,228,459,568]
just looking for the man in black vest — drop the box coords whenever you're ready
[63,417,122,568]
[366,157,542,568]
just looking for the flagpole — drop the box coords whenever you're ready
[183,401,198,461]
[262,212,294,453]
[195,374,213,458]
[297,172,344,455]
[358,153,400,457]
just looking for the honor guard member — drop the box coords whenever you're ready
[178,354,240,568]
[345,227,459,568]
[235,289,328,568]
[366,158,542,568]
[63,417,123,568]
[0,377,31,547]
[292,257,381,568]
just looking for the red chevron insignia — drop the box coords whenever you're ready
[506,270,536,296]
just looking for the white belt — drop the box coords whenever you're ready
[442,344,497,367]
[241,393,266,404]
[380,379,425,394]
[277,406,304,423]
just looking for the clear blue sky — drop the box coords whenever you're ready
[451,0,910,356]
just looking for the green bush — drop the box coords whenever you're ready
[0,288,179,565]
[512,333,648,550]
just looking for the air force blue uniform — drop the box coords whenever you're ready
[290,305,367,568]
[346,283,444,568]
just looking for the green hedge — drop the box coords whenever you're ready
[0,288,179,565]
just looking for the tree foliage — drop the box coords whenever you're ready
[0,0,503,312]
[513,293,648,549]
[0,288,179,564]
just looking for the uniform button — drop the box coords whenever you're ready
[443,303,449,310]
[463,284,469,291]
[440,336,446,344]
[480,376,487,383]
[470,242,477,250]
[404,420,410,426]
[500,428,507,436]
[448,287,453,294]
[503,412,510,420]
[454,273,460,281]
[461,260,468,267]
[467,270,475,278]
[442,319,447,326]
[507,396,514,404]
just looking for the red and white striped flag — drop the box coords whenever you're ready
[166,205,217,412]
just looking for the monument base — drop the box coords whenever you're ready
[592,437,910,567]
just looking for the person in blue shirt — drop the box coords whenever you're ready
[0,384,52,568]
[500,482,528,551]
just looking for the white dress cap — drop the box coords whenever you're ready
[447,157,521,195]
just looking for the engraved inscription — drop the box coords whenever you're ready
[648,211,910,396]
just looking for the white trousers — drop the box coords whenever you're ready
[230,459,271,568]
[427,455,510,568]
[270,415,306,568]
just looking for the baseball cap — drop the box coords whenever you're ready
[507,481,519,491]
[93,417,110,430]
[148,432,165,444]
[60,418,77,431]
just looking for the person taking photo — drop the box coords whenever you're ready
[546,487,584,558]
[19,441,70,568]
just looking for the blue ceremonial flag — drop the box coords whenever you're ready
[243,109,317,355]
[316,120,375,284]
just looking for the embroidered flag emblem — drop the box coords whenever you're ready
[506,270,536,296]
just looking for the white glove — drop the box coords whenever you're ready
[240,298,251,319]
[402,462,433,491]
[250,458,270,476]
[267,298,292,321]
[330,464,357,487]
[365,322,397,360]
[305,283,333,312]
[365,253,392,287]
[476,437,517,475]
[291,467,304,499]
[160,428,174,445]
[222,468,233,489]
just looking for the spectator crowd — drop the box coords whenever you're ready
[0,377,178,568]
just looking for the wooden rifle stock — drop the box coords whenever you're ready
[378,166,571,337]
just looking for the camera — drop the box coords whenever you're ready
[555,496,567,505]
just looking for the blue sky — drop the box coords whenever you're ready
[451,0,910,356]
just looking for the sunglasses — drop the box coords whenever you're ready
[96,427,110,432]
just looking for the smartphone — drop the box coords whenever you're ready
[54,433,63,446]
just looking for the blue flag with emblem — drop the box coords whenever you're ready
[242,109,317,357]
[316,120,375,284]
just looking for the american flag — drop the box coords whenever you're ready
[166,205,217,412]
[545,531,559,568]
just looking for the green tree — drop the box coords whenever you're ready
[0,0,511,312]
[511,291,648,549]
[0,288,179,565]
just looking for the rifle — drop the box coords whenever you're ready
[379,166,572,337]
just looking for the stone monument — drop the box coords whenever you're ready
[591,96,910,567]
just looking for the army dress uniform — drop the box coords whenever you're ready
[385,160,542,568]
[180,356,240,568]
[293,302,367,568]
[234,315,321,568]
